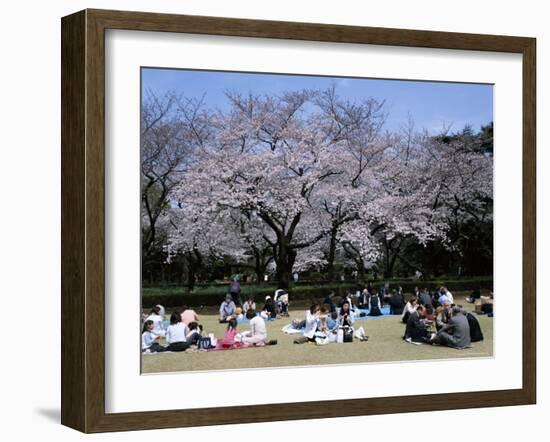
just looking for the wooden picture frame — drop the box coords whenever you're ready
[61,9,536,433]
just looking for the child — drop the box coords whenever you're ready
[235,306,244,321]
[327,311,339,331]
[318,306,330,333]
[142,320,166,353]
[145,305,166,337]
[217,319,239,349]
[186,321,203,346]
[241,309,270,346]
[165,311,189,352]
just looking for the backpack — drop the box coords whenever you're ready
[197,337,212,350]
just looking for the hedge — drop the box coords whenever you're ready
[142,277,493,308]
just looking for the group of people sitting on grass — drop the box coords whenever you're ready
[287,299,369,345]
[142,283,489,353]
[385,285,454,316]
[218,289,289,323]
[402,295,484,348]
[142,302,277,354]
[142,304,203,353]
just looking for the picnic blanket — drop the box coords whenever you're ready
[237,314,277,324]
[282,307,391,334]
[353,307,391,318]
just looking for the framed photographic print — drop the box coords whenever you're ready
[61,9,536,433]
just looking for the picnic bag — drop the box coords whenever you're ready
[197,336,212,349]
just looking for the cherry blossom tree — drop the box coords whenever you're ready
[157,87,493,287]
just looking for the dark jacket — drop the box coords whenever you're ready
[263,299,277,318]
[368,294,383,316]
[419,291,433,307]
[404,311,429,342]
[466,312,484,342]
[439,313,471,348]
[389,292,406,315]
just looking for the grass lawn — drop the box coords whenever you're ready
[141,294,493,374]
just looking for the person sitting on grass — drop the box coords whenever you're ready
[357,288,370,309]
[142,320,166,353]
[368,288,383,316]
[318,306,331,333]
[435,300,453,331]
[180,305,199,329]
[438,286,454,305]
[424,304,436,322]
[458,305,484,342]
[262,295,278,320]
[145,305,166,337]
[240,309,277,346]
[323,292,337,313]
[389,288,406,315]
[418,288,433,307]
[219,294,237,323]
[403,305,432,344]
[242,296,256,314]
[165,311,189,352]
[402,297,418,323]
[465,287,482,304]
[294,303,321,344]
[327,311,339,331]
[339,300,355,327]
[186,321,203,346]
[341,293,356,312]
[217,318,239,349]
[380,282,391,306]
[430,306,471,349]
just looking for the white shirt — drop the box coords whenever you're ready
[446,291,454,304]
[249,316,267,339]
[145,313,165,336]
[142,331,157,350]
[402,302,417,319]
[303,310,320,339]
[165,322,187,344]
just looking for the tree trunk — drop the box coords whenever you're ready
[187,261,196,292]
[254,249,264,285]
[186,249,203,292]
[326,225,339,281]
[274,243,296,289]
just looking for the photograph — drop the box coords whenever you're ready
[140,68,494,374]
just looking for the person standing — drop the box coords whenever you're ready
[229,276,242,306]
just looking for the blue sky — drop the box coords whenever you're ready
[142,68,493,134]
